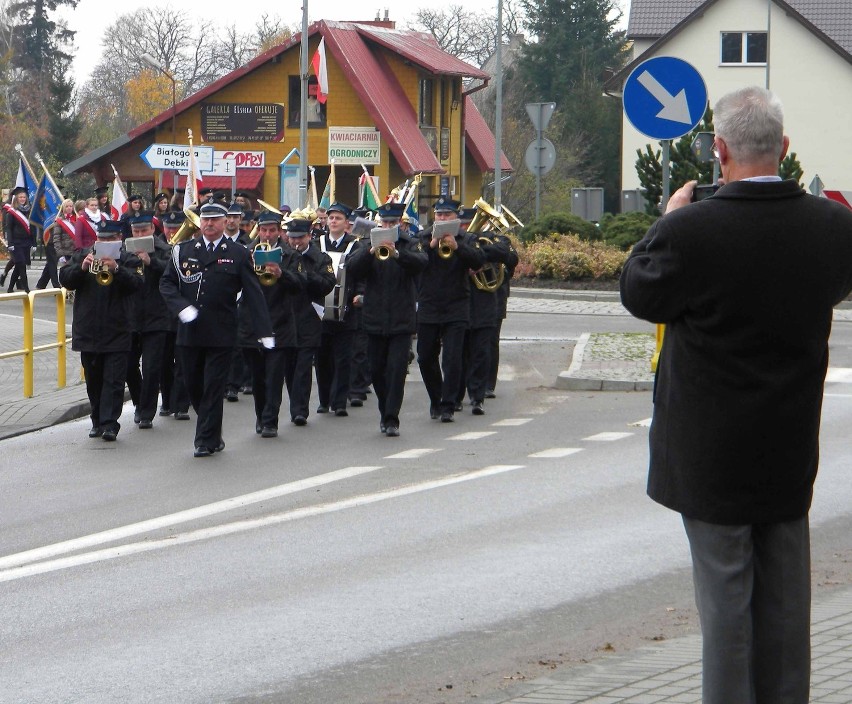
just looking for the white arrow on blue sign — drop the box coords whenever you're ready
[623,56,708,141]
[140,143,215,172]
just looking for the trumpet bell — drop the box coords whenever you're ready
[437,241,454,259]
[375,245,392,261]
[253,241,276,285]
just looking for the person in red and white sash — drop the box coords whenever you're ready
[2,186,35,293]
[52,199,78,266]
[75,197,105,250]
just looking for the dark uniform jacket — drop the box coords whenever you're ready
[319,232,360,332]
[287,241,336,348]
[468,234,516,329]
[238,237,306,348]
[129,237,172,333]
[347,237,428,336]
[3,204,35,264]
[59,247,143,352]
[159,236,273,348]
[416,229,485,324]
[620,179,852,525]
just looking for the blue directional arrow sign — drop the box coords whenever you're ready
[623,56,708,140]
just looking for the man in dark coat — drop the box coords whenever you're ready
[347,204,428,436]
[282,215,336,426]
[59,219,143,441]
[159,201,274,458]
[416,197,485,422]
[620,86,852,704]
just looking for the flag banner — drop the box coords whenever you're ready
[184,145,203,210]
[319,161,336,209]
[111,175,127,220]
[15,158,39,204]
[311,38,329,104]
[359,172,380,210]
[29,174,63,230]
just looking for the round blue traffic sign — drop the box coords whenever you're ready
[623,56,708,140]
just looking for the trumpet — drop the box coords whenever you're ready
[253,242,277,286]
[90,257,113,286]
[376,244,393,261]
[438,238,455,259]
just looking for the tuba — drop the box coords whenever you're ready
[467,198,523,293]
[253,242,277,286]
[169,208,201,245]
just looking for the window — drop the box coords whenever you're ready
[288,76,326,127]
[419,78,434,126]
[721,32,767,64]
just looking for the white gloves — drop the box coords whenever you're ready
[178,305,199,323]
[261,336,275,349]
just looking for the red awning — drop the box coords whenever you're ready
[165,168,265,192]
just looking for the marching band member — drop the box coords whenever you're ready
[3,186,35,293]
[223,201,252,402]
[159,201,274,458]
[346,201,427,436]
[159,211,191,420]
[240,210,306,437]
[60,220,143,441]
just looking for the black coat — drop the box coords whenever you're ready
[59,247,143,353]
[3,204,35,264]
[238,237,306,348]
[620,179,852,525]
[128,237,173,333]
[416,229,485,324]
[319,232,360,332]
[468,234,516,329]
[346,237,428,335]
[159,236,273,348]
[287,242,336,348]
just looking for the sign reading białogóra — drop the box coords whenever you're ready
[327,127,381,165]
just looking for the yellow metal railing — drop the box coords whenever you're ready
[0,288,68,397]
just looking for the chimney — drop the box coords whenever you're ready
[375,9,380,20]
[384,8,389,21]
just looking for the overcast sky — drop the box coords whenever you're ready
[63,0,630,84]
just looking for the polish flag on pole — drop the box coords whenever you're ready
[311,37,329,104]
[184,138,203,211]
[110,171,127,220]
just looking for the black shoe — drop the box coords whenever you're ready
[214,438,225,452]
[256,422,262,434]
[380,422,387,434]
[175,411,190,420]
[471,401,485,416]
[133,409,141,424]
[454,402,463,412]
[225,389,239,402]
[240,385,253,395]
[158,407,172,417]
[194,446,212,458]
[430,405,439,420]
[485,389,496,399]
[334,408,348,417]
[349,398,363,407]
[88,426,102,438]
[102,429,117,441]
[385,425,400,437]
[441,411,454,423]
[316,405,328,414]
[261,427,278,438]
[293,415,307,426]
[138,420,153,429]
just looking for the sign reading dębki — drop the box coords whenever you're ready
[140,144,214,171]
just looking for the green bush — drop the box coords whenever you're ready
[599,212,657,250]
[514,234,628,281]
[518,211,600,243]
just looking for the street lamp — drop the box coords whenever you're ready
[140,52,177,191]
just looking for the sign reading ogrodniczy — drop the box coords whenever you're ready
[201,103,285,142]
[327,127,380,165]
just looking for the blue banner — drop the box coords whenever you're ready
[29,174,63,230]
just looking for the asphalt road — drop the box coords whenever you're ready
[1,311,851,704]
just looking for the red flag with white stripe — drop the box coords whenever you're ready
[823,191,852,209]
[110,175,127,220]
[311,38,329,104]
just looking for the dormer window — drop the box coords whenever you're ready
[721,32,767,65]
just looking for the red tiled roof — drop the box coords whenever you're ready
[464,97,512,172]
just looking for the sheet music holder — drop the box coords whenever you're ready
[370,227,399,248]
[124,235,155,254]
[431,219,461,241]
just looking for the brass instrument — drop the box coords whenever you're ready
[438,240,454,259]
[249,200,282,240]
[253,242,277,286]
[169,208,201,245]
[90,257,113,286]
[471,237,506,292]
[466,198,524,293]
[376,244,393,261]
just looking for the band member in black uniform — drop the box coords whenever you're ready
[223,201,252,402]
[315,201,358,416]
[488,234,518,398]
[159,201,274,458]
[282,214,336,426]
[59,219,143,440]
[416,197,485,422]
[240,210,306,437]
[159,211,191,420]
[3,186,35,293]
[124,212,172,429]
[347,202,427,436]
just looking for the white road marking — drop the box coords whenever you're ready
[583,432,633,442]
[0,465,384,571]
[528,448,584,458]
[385,448,440,459]
[826,367,852,383]
[629,418,652,427]
[491,418,532,427]
[448,431,497,441]
[824,393,852,398]
[0,465,526,584]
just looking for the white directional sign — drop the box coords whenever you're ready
[178,157,237,177]
[623,56,707,140]
[140,143,215,171]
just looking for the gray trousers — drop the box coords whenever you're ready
[682,515,811,704]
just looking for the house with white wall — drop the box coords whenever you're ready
[605,0,852,204]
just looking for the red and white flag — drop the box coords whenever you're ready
[184,148,204,211]
[110,175,127,220]
[311,38,329,104]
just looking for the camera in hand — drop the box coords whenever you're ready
[692,183,720,202]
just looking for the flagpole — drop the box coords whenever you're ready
[299,2,309,208]
[33,153,65,202]
[110,164,129,200]
[308,166,318,210]
[14,144,39,183]
[360,163,381,205]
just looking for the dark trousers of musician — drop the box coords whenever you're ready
[170,360,191,415]
[177,345,231,450]
[417,321,467,414]
[488,320,503,394]
[36,242,60,289]
[160,331,177,412]
[349,328,371,401]
[226,346,249,395]
[368,333,411,429]
[244,347,287,429]
[465,326,495,403]
[126,331,167,422]
[316,329,354,411]
[81,350,128,434]
[283,347,316,421]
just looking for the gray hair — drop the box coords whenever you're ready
[714,86,785,162]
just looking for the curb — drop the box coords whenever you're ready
[555,332,655,392]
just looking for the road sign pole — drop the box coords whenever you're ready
[661,140,671,212]
[536,117,543,218]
